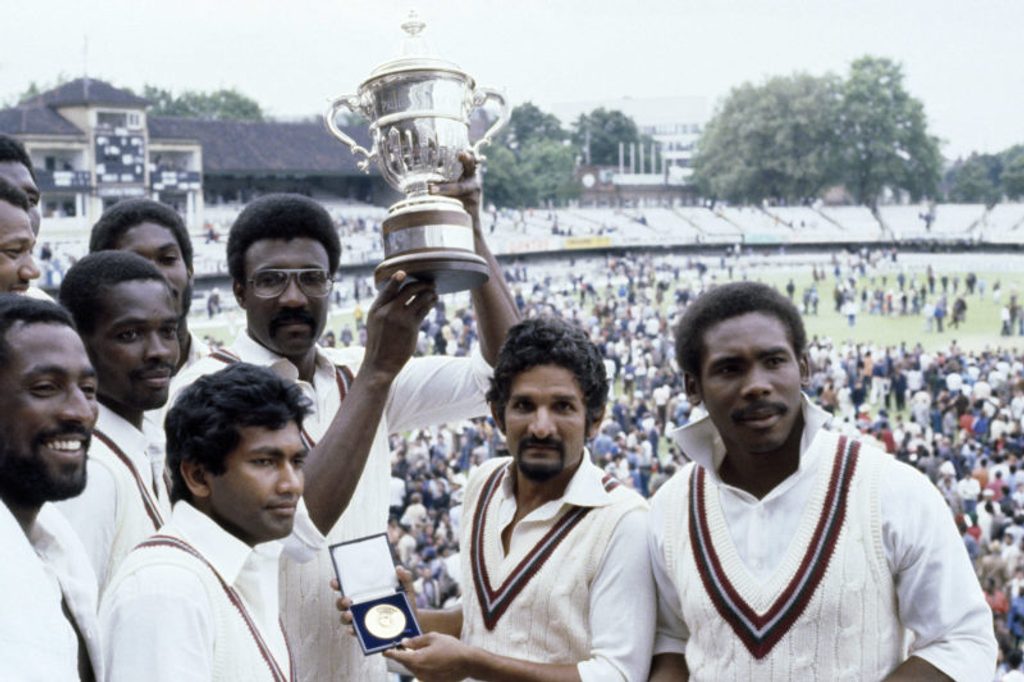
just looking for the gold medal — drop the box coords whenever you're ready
[364,603,407,640]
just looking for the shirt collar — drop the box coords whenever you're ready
[96,404,150,460]
[498,449,617,512]
[170,501,281,586]
[230,329,334,383]
[185,331,210,369]
[671,394,832,485]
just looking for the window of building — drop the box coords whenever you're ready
[97,111,128,128]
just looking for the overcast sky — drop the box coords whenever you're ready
[4,0,1021,159]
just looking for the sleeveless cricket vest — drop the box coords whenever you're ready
[107,534,295,682]
[459,457,646,673]
[659,432,906,680]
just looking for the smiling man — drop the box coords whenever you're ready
[101,362,319,681]
[0,294,103,680]
[0,176,40,294]
[56,251,180,592]
[648,282,996,681]
[376,317,653,682]
[170,159,519,681]
[89,198,204,371]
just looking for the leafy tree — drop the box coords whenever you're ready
[693,73,841,204]
[522,139,579,205]
[1003,154,1024,201]
[501,101,567,150]
[835,56,941,208]
[946,154,1002,206]
[484,139,579,209]
[141,85,264,121]
[571,108,645,166]
[482,102,579,208]
[483,145,532,208]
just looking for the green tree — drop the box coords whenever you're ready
[571,108,645,166]
[693,73,841,204]
[141,85,264,121]
[501,101,567,150]
[482,102,579,208]
[946,154,1002,206]
[522,139,579,205]
[483,145,533,208]
[1003,154,1024,201]
[836,56,941,209]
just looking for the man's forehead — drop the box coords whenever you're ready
[244,237,329,269]
[0,200,32,237]
[3,321,91,373]
[702,313,795,352]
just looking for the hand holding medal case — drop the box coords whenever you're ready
[329,533,422,654]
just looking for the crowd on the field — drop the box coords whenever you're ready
[319,250,1024,676]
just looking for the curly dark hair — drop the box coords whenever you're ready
[674,281,807,379]
[486,316,608,428]
[89,198,194,271]
[0,176,30,212]
[165,363,312,503]
[0,135,35,183]
[226,194,341,284]
[58,251,170,335]
[0,294,75,369]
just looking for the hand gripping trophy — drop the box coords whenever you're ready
[325,11,508,293]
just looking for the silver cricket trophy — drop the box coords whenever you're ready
[325,11,508,293]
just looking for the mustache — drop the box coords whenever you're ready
[517,436,565,458]
[270,309,317,334]
[130,361,176,381]
[731,400,788,422]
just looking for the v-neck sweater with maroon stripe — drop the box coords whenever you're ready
[659,430,905,680]
[459,457,646,674]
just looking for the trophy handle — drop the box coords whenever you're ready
[470,87,509,156]
[324,95,376,172]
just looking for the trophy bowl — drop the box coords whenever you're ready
[325,12,508,293]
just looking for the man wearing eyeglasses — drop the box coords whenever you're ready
[168,153,519,682]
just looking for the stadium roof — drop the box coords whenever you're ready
[148,116,374,175]
[0,78,375,176]
[20,78,150,109]
[0,105,86,137]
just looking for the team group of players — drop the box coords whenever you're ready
[0,135,998,681]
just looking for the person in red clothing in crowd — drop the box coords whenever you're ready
[988,577,1011,617]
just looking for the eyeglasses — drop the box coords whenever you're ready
[248,268,333,298]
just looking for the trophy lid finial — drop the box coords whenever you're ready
[401,10,426,37]
[366,8,467,81]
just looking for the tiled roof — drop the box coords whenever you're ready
[0,106,85,137]
[148,116,375,175]
[20,78,149,109]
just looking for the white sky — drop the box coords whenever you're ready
[4,0,1021,159]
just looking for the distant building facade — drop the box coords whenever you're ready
[0,78,385,238]
[548,96,707,207]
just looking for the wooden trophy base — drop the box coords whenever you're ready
[374,251,489,294]
[376,196,490,294]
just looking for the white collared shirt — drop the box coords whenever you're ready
[649,396,997,680]
[1,500,104,681]
[494,454,656,682]
[56,404,171,590]
[100,501,321,681]
[168,328,494,682]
